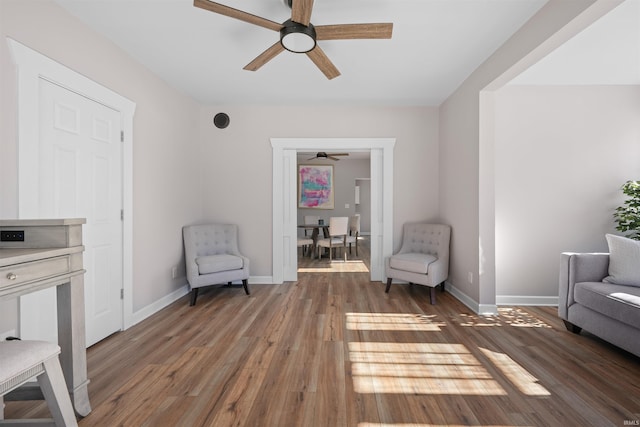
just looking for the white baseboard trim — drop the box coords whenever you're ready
[249,276,274,284]
[496,295,558,306]
[445,282,498,315]
[130,284,189,327]
[127,275,274,330]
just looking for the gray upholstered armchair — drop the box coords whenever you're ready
[385,223,451,304]
[183,223,250,306]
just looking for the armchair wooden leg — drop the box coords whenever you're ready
[385,278,392,293]
[242,279,250,296]
[429,287,437,305]
[189,288,199,306]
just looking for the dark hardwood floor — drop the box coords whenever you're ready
[5,236,640,426]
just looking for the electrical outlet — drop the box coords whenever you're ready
[1,230,25,241]
[468,272,473,284]
[345,203,350,209]
[171,266,178,279]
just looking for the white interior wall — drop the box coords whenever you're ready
[494,85,640,304]
[439,0,616,312]
[0,0,202,335]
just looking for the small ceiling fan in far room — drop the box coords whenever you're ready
[193,0,393,79]
[307,152,349,161]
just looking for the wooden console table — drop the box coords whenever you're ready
[0,218,91,416]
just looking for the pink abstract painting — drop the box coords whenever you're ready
[298,165,334,209]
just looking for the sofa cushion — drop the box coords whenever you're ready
[196,254,243,275]
[574,281,640,328]
[604,234,640,287]
[389,253,437,274]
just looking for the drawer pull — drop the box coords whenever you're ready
[7,273,17,280]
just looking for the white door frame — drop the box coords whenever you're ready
[8,39,137,330]
[271,138,395,283]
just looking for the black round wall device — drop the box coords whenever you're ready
[213,113,230,129]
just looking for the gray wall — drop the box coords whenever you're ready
[494,85,640,303]
[197,105,440,276]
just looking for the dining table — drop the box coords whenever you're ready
[297,224,329,258]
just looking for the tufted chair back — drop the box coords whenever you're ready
[398,223,450,261]
[186,223,241,258]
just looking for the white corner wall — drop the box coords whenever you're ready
[494,85,640,304]
[0,0,202,333]
[438,0,619,313]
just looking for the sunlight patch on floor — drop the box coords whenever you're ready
[454,308,552,328]
[348,342,506,395]
[346,313,445,331]
[347,313,551,398]
[479,347,550,396]
[298,259,369,273]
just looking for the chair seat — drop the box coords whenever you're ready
[297,237,313,246]
[317,237,345,247]
[389,253,437,274]
[0,341,59,387]
[196,254,244,275]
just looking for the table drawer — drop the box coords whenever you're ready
[0,256,70,287]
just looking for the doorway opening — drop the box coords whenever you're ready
[271,138,395,284]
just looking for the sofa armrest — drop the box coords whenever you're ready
[558,252,609,319]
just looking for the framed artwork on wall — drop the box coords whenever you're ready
[298,164,334,209]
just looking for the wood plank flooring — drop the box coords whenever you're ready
[5,237,640,426]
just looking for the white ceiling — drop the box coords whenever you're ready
[53,0,549,106]
[52,0,639,106]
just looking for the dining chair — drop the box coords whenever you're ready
[346,215,360,256]
[303,215,320,236]
[297,236,314,256]
[317,217,349,261]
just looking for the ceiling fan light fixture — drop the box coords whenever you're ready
[280,19,316,53]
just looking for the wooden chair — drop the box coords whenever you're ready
[0,340,78,426]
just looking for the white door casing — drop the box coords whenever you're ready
[271,138,394,283]
[8,39,136,343]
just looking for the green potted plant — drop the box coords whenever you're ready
[613,180,640,240]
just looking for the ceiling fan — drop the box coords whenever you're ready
[193,0,393,79]
[307,152,349,161]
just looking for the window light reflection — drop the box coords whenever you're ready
[479,347,550,396]
[349,342,506,395]
[346,313,445,332]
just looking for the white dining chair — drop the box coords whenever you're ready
[346,215,360,256]
[317,217,349,261]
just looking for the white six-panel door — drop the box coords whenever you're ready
[19,79,124,347]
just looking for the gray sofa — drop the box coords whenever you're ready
[559,252,640,357]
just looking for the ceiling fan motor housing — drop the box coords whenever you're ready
[280,19,316,53]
